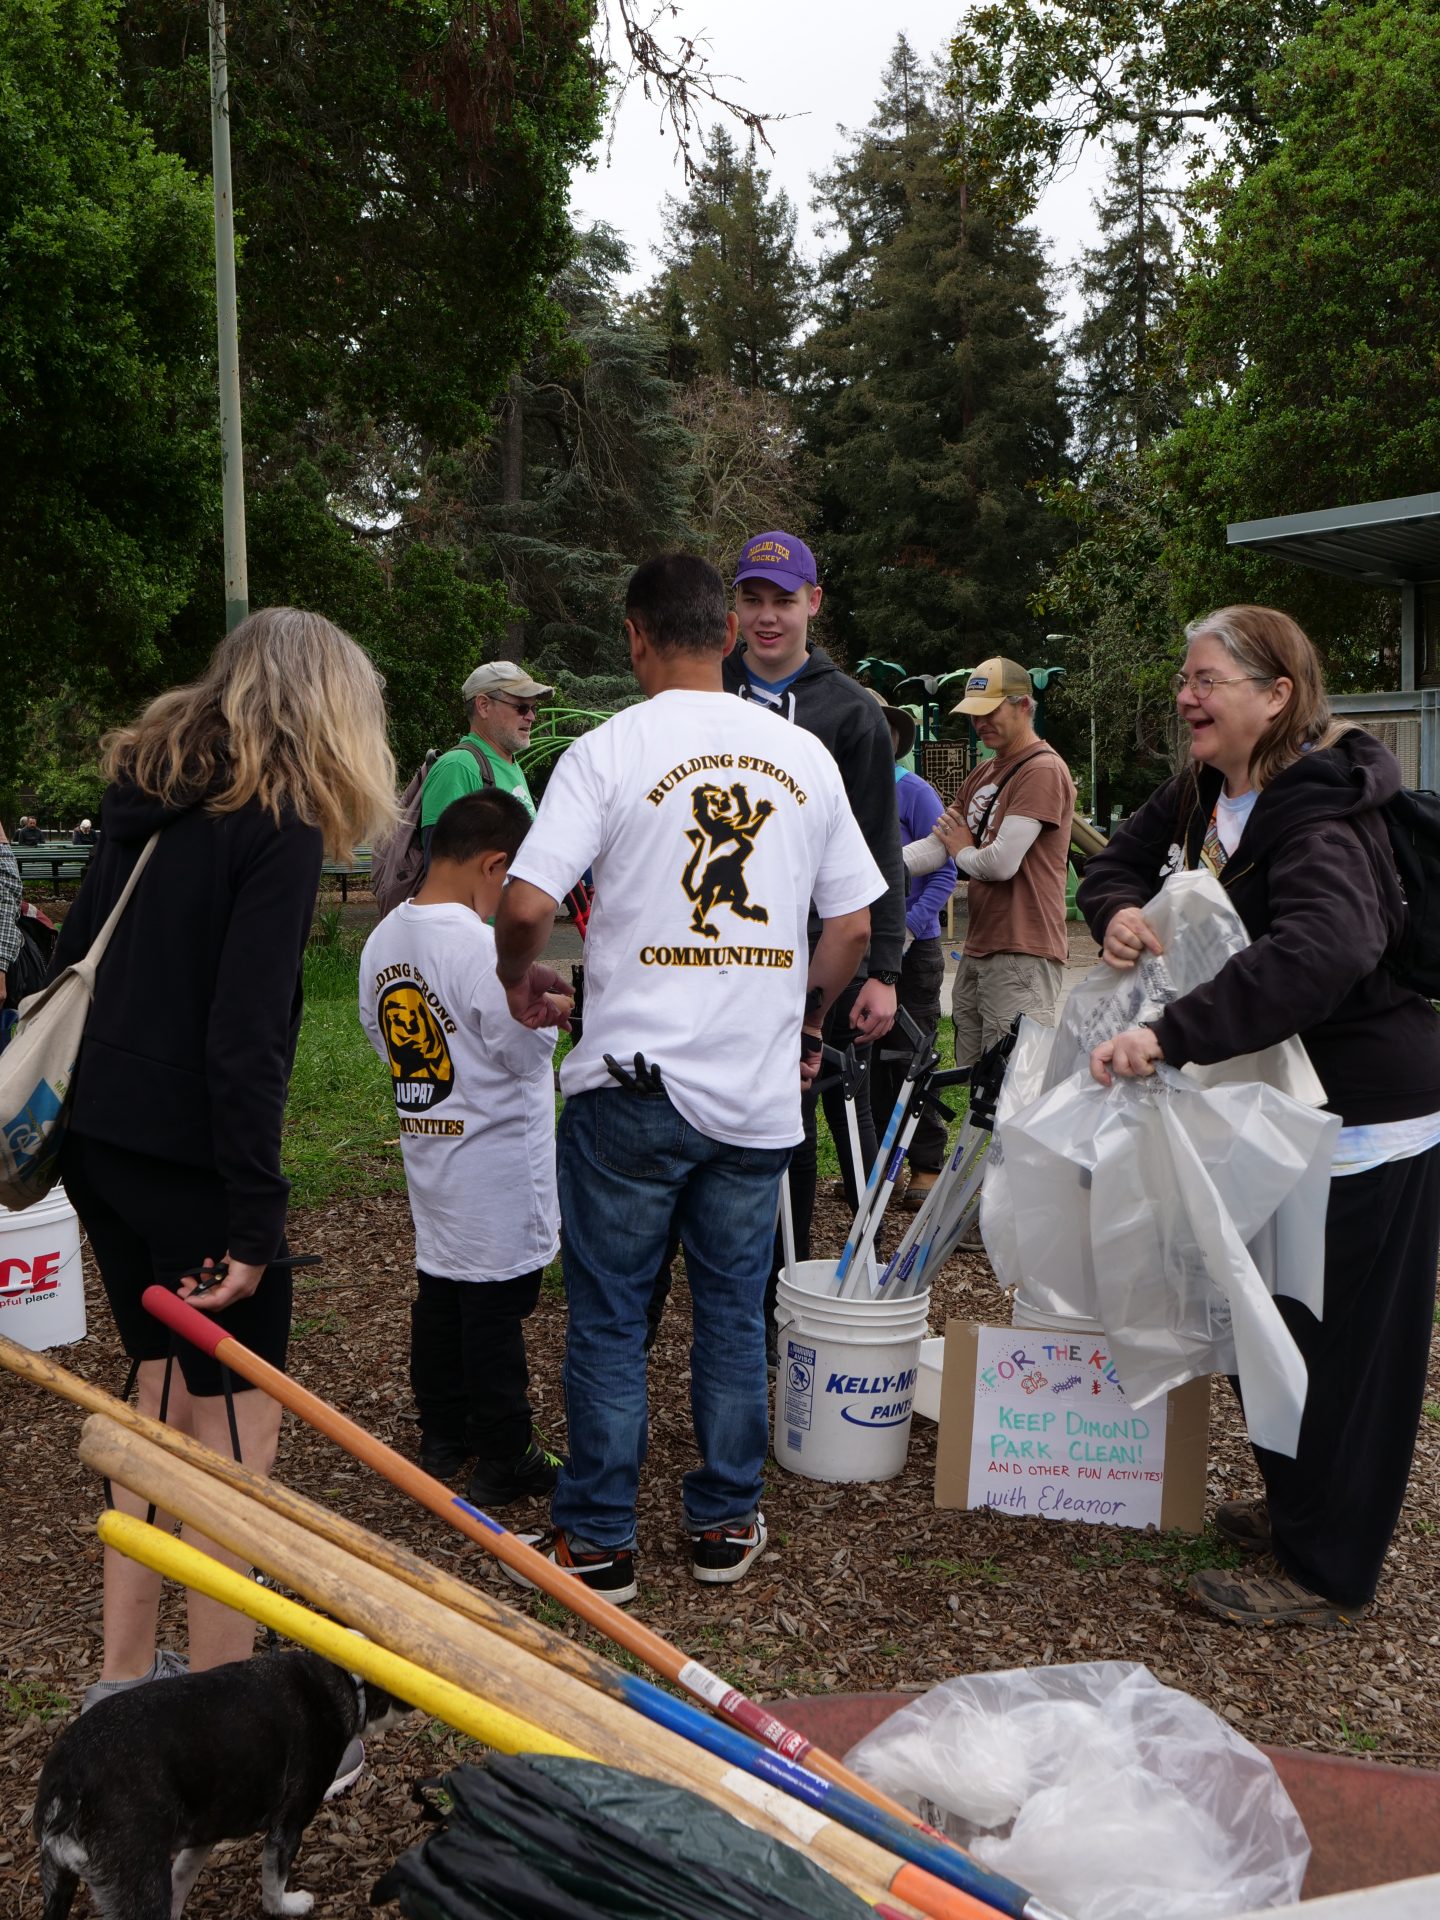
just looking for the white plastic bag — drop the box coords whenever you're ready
[845,1663,1310,1920]
[977,1016,1054,1296]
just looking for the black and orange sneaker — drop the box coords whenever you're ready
[1213,1496,1272,1556]
[501,1529,638,1605]
[690,1514,767,1585]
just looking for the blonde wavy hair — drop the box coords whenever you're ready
[102,607,397,859]
[1184,605,1350,791]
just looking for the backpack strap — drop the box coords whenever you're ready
[460,741,498,790]
[972,745,1056,845]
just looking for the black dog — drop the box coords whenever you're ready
[35,1649,410,1919]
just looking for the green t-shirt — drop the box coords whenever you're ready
[420,733,536,828]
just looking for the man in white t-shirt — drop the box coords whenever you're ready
[359,789,571,1510]
[495,552,884,1602]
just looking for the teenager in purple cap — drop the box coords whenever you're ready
[726,530,907,1320]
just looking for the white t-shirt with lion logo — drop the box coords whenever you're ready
[509,688,884,1147]
[359,903,559,1282]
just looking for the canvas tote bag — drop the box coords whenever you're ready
[0,833,160,1209]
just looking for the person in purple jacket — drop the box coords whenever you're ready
[865,690,956,1211]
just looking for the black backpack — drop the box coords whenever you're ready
[1382,787,1440,998]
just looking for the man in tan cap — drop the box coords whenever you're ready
[907,657,1075,1068]
[421,660,554,859]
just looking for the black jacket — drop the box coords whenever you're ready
[723,644,906,973]
[50,777,323,1259]
[1077,731,1440,1124]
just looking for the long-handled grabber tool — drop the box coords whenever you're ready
[836,1009,945,1298]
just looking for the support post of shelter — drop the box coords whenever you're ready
[209,0,247,634]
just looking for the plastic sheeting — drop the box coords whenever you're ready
[845,1663,1310,1920]
[985,871,1339,1457]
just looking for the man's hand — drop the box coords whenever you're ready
[505,962,574,1031]
[799,1026,824,1088]
[850,976,896,1044]
[1090,1027,1164,1087]
[933,803,974,856]
[0,969,6,1011]
[178,1253,267,1313]
[1101,906,1163,971]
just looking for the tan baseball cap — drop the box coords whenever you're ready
[950,657,1032,716]
[462,660,553,703]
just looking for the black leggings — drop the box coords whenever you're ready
[411,1267,543,1460]
[1255,1144,1440,1605]
[59,1133,291,1397]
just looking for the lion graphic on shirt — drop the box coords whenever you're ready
[680,783,774,939]
[378,983,454,1109]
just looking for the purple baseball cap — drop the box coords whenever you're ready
[733,530,818,594]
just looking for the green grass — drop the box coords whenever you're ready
[284,930,406,1209]
[4,1678,71,1722]
[1071,1528,1244,1588]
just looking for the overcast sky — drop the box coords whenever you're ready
[568,1,1107,330]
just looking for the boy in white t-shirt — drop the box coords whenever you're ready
[359,790,572,1508]
[494,553,884,1602]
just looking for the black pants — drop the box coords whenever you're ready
[1255,1145,1440,1606]
[411,1267,543,1462]
[868,936,947,1173]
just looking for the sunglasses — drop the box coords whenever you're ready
[491,695,541,716]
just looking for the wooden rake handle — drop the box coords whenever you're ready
[140,1286,953,1841]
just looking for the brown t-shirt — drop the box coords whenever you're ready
[956,744,1075,963]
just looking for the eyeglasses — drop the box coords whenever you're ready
[1170,671,1271,698]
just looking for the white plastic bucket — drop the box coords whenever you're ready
[0,1183,86,1350]
[774,1258,930,1482]
[1012,1291,1104,1337]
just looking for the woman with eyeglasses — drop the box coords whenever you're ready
[1077,604,1440,1629]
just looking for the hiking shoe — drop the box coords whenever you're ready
[899,1169,940,1213]
[1188,1554,1366,1628]
[1214,1496,1272,1556]
[81,1647,188,1714]
[465,1441,561,1508]
[691,1514,767,1586]
[418,1437,471,1481]
[325,1736,365,1800]
[501,1530,638,1605]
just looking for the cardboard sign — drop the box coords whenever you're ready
[934,1320,1210,1533]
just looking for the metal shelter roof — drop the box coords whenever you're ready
[1227,491,1440,586]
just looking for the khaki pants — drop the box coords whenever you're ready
[951,951,1064,1067]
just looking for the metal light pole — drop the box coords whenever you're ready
[209,0,247,631]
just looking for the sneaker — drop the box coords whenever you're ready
[899,1169,940,1213]
[325,1736,365,1800]
[1214,1496,1272,1556]
[501,1529,639,1604]
[691,1514,767,1586]
[1188,1554,1366,1628]
[81,1647,188,1714]
[465,1441,561,1508]
[418,1437,471,1481]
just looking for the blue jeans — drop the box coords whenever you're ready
[552,1088,789,1550]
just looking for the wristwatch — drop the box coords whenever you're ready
[870,969,901,987]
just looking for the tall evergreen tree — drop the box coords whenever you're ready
[465,227,696,678]
[654,125,806,393]
[803,43,1071,675]
[1069,115,1187,465]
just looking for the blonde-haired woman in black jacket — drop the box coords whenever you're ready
[51,608,395,1714]
[1078,605,1440,1628]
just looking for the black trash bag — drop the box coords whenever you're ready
[372,1755,870,1920]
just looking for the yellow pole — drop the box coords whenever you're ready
[96,1510,584,1761]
